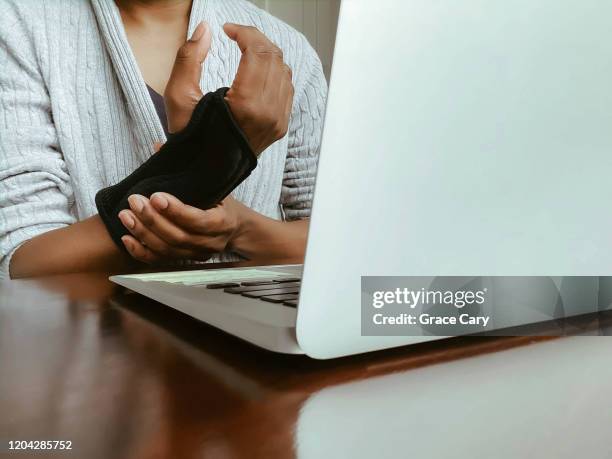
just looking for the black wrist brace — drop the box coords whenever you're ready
[95,87,256,250]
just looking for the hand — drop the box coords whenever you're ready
[164,22,293,152]
[164,21,211,133]
[223,23,295,155]
[117,192,245,264]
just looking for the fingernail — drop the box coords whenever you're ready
[119,210,135,229]
[152,193,169,210]
[128,195,145,213]
[121,236,133,251]
[190,22,206,42]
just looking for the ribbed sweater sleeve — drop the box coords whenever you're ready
[281,40,327,220]
[0,4,76,279]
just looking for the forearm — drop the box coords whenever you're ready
[9,215,136,279]
[230,204,309,265]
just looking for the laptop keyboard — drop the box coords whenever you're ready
[206,278,301,308]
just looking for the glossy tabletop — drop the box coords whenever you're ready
[1,268,611,459]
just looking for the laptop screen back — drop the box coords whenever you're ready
[298,0,612,358]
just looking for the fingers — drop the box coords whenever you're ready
[131,194,194,249]
[119,195,193,258]
[164,21,211,133]
[119,207,169,256]
[223,23,279,54]
[222,23,293,155]
[117,192,233,262]
[224,22,282,87]
[150,193,233,244]
[121,235,161,264]
[153,142,164,153]
[149,192,217,232]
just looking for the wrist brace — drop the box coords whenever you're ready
[95,87,256,250]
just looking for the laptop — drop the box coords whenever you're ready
[112,0,612,358]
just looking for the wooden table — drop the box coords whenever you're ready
[1,268,610,459]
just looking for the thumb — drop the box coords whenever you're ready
[164,21,211,133]
[223,22,241,43]
[223,23,267,53]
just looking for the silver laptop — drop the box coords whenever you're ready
[112,0,612,358]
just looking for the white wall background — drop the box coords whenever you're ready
[249,0,341,80]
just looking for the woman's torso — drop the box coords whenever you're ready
[43,0,310,222]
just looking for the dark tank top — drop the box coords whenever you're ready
[146,85,169,136]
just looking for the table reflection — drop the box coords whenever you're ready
[296,337,612,459]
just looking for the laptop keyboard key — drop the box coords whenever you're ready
[206,282,240,289]
[225,282,301,294]
[240,280,278,286]
[242,287,300,299]
[273,278,301,283]
[260,294,299,304]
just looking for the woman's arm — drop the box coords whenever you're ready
[0,6,89,279]
[9,217,135,279]
[230,205,309,264]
